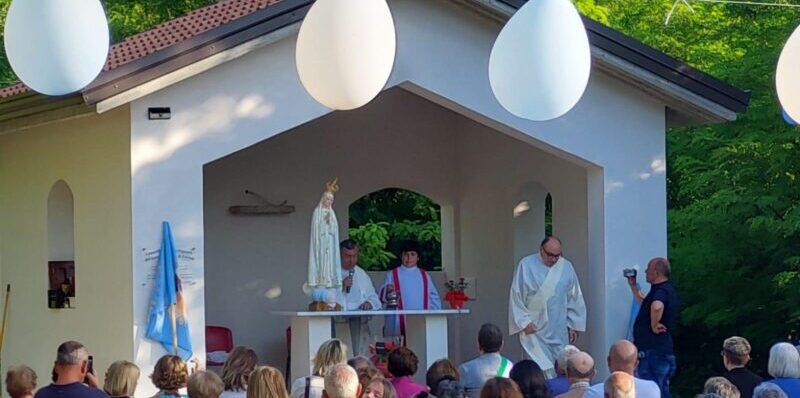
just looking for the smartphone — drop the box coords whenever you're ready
[83,355,94,384]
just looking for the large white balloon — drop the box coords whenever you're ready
[295,0,396,110]
[489,0,591,121]
[777,24,800,123]
[4,0,109,96]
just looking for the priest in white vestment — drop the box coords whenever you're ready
[335,239,382,356]
[381,241,442,338]
[509,236,586,378]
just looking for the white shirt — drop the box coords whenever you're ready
[381,265,441,336]
[220,391,246,398]
[341,265,382,311]
[291,376,324,398]
[582,376,660,398]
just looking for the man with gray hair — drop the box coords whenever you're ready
[605,372,636,398]
[753,383,789,398]
[721,337,762,398]
[322,364,360,398]
[555,351,594,398]
[547,344,580,396]
[34,341,108,398]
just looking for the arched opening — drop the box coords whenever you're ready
[545,193,553,237]
[348,188,442,271]
[47,180,76,308]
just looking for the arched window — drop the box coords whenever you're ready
[545,193,553,237]
[348,188,442,271]
[47,180,75,308]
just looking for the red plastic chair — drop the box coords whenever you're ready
[206,325,233,366]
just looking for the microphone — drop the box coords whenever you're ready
[345,270,354,294]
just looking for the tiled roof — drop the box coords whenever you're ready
[0,0,281,99]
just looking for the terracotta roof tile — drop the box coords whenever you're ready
[0,0,281,99]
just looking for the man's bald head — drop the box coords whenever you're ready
[608,340,638,375]
[566,351,595,381]
[604,372,635,398]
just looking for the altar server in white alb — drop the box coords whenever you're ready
[335,239,382,356]
[381,240,442,338]
[509,236,586,379]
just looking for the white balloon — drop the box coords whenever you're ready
[296,0,396,110]
[777,24,800,123]
[489,0,591,121]
[4,0,109,96]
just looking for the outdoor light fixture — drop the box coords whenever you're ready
[4,0,109,96]
[295,0,396,110]
[488,0,591,121]
[776,25,800,123]
[148,107,172,120]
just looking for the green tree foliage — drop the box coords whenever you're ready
[349,188,441,271]
[573,0,800,394]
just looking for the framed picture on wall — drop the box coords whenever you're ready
[48,261,75,297]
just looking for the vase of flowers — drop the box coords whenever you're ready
[444,277,470,309]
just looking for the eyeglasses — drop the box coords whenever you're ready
[541,247,562,259]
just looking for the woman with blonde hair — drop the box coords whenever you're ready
[6,365,36,398]
[290,339,348,398]
[104,360,140,398]
[151,355,189,398]
[247,366,289,398]
[221,347,258,398]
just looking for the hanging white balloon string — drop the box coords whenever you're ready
[665,0,800,25]
[665,0,694,25]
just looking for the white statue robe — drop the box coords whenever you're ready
[380,265,442,337]
[334,265,382,356]
[508,254,586,374]
[308,205,341,288]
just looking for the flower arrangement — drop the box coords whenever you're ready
[444,277,470,309]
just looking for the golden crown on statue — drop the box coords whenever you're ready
[325,178,339,193]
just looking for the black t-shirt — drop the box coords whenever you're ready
[633,280,680,354]
[723,367,764,398]
[34,382,109,398]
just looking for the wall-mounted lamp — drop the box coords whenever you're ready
[148,107,171,120]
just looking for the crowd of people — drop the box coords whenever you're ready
[8,238,800,398]
[8,327,800,398]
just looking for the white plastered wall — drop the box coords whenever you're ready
[129,0,667,391]
[202,87,589,371]
[0,106,133,386]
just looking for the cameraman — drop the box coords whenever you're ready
[626,257,680,398]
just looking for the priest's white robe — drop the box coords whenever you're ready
[508,254,586,374]
[380,265,442,337]
[334,265,382,356]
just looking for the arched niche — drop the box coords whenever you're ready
[47,180,76,308]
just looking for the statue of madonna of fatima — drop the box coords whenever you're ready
[307,179,343,310]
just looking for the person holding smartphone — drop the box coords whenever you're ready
[35,341,108,398]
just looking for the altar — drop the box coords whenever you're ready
[275,309,469,382]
